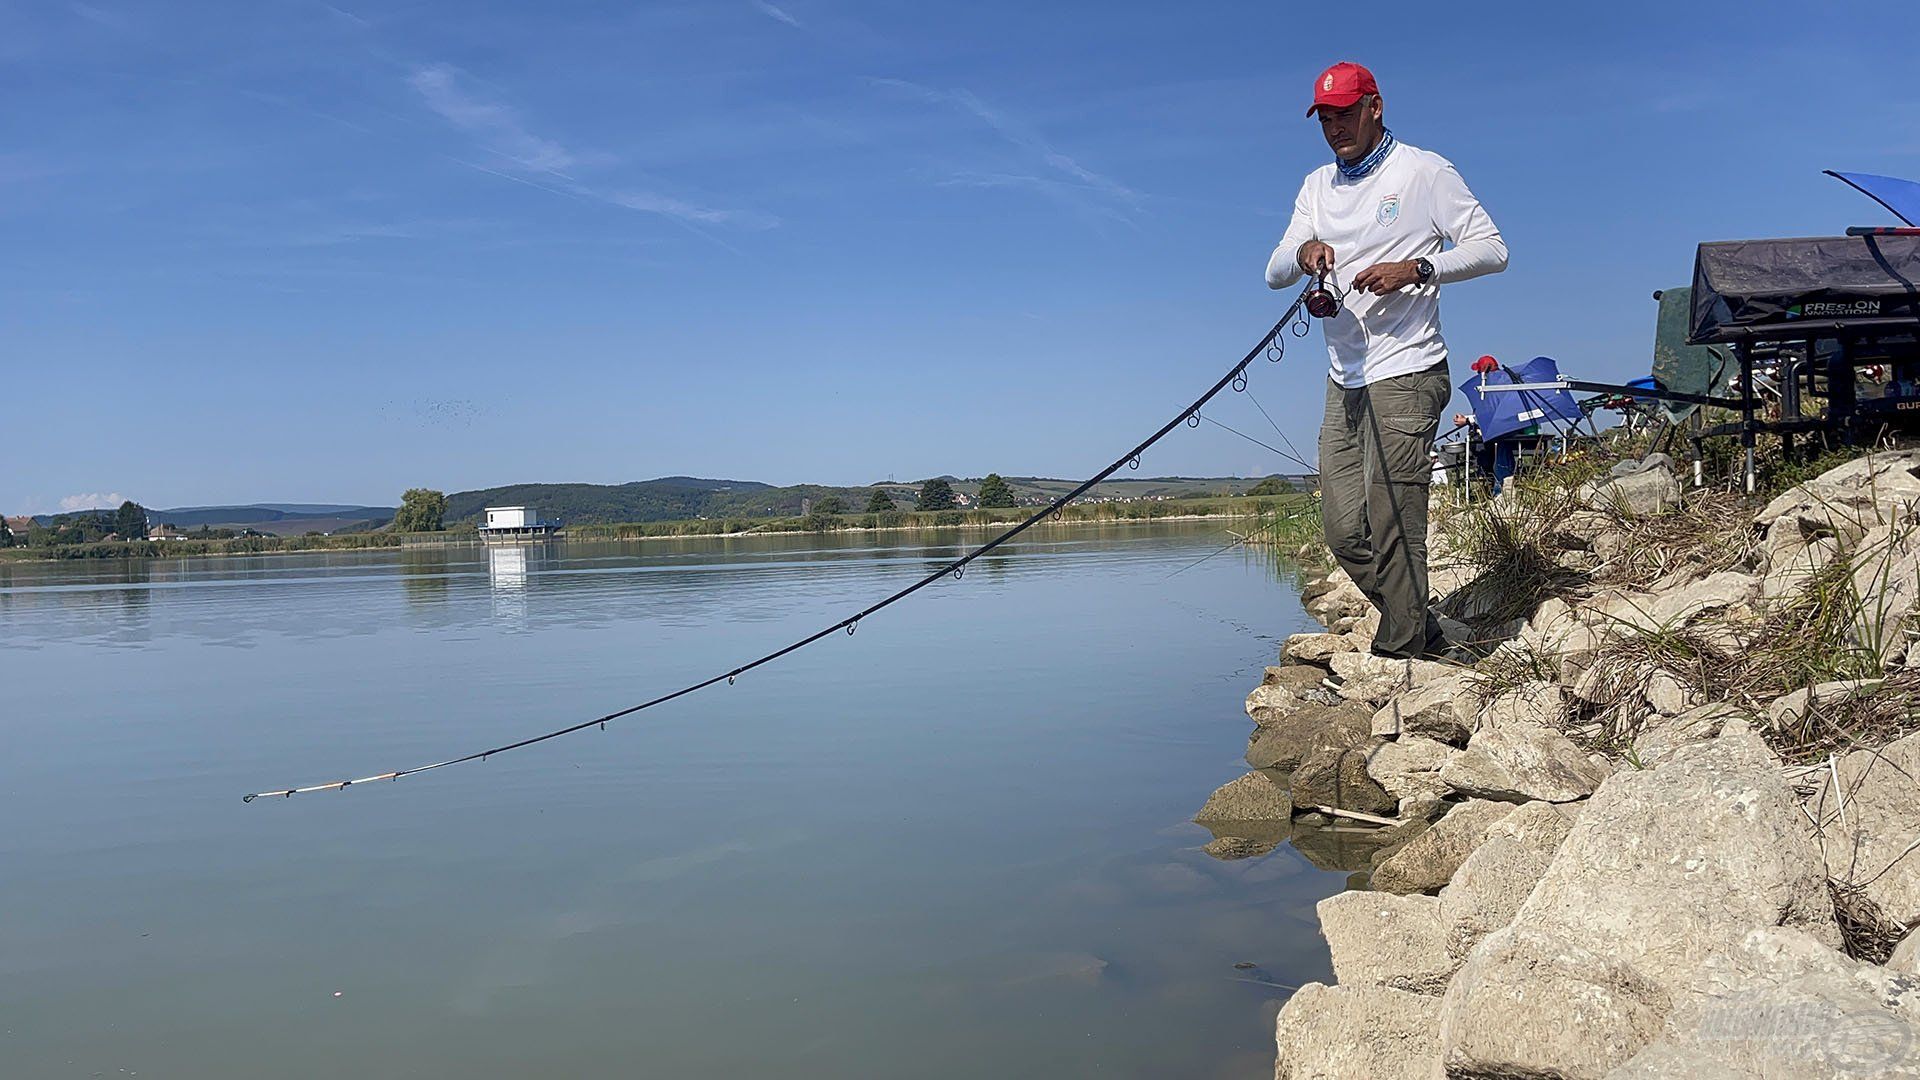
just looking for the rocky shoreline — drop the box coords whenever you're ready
[1195,450,1920,1078]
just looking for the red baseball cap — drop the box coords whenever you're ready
[1307,62,1378,116]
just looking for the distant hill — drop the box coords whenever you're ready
[29,504,399,535]
[441,473,1315,525]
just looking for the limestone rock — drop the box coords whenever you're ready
[1893,928,1920,974]
[1317,890,1458,995]
[1437,729,1839,1078]
[1369,675,1472,745]
[1290,741,1397,817]
[1272,983,1442,1080]
[1581,459,1681,518]
[1437,800,1582,959]
[1370,798,1517,894]
[1760,532,1842,600]
[1605,927,1920,1078]
[1260,663,1328,694]
[1848,518,1920,662]
[1816,729,1920,928]
[1442,924,1674,1079]
[1327,653,1455,705]
[1440,708,1605,804]
[1754,449,1920,537]
[1631,702,1748,766]
[1282,632,1357,666]
[1642,669,1694,716]
[1192,770,1291,824]
[1244,701,1372,771]
[1364,736,1457,803]
[1766,678,1883,732]
[1601,571,1760,634]
[1483,679,1567,726]
[1199,822,1287,860]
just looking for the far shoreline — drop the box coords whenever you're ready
[0,501,1311,564]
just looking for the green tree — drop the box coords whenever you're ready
[812,495,846,516]
[977,473,1016,508]
[864,489,896,513]
[393,488,448,532]
[1247,475,1295,497]
[0,516,12,548]
[916,478,956,511]
[115,500,147,540]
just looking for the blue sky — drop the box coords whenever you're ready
[4,0,1916,513]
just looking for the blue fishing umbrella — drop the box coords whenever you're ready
[1825,170,1920,227]
[1459,356,1584,441]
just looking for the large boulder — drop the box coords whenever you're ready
[1760,531,1843,601]
[1604,927,1920,1078]
[1437,800,1583,960]
[1327,652,1455,705]
[1282,632,1358,666]
[1245,701,1372,771]
[1272,983,1442,1080]
[1437,729,1838,1078]
[1754,449,1920,537]
[1598,571,1760,635]
[1369,675,1473,744]
[1252,664,1335,712]
[1317,890,1458,995]
[1370,798,1518,895]
[1290,741,1397,816]
[1192,770,1291,824]
[1439,702,1606,804]
[1581,458,1681,519]
[1816,728,1920,928]
[1364,736,1458,803]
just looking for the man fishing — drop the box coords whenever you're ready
[1266,61,1508,659]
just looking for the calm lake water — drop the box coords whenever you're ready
[0,523,1343,1079]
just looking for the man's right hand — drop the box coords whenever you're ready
[1297,241,1335,275]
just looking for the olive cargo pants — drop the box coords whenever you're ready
[1318,362,1451,658]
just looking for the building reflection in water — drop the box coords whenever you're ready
[488,543,530,623]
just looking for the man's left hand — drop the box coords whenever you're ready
[1352,260,1423,295]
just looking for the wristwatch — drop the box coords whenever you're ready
[1414,257,1434,285]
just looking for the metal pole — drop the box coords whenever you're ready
[1739,342,1756,494]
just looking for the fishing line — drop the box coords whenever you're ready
[1197,413,1317,473]
[241,288,1319,802]
[1243,387,1312,472]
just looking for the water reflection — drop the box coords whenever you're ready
[488,543,529,623]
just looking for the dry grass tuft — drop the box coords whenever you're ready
[1829,880,1913,964]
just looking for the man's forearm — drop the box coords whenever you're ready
[1266,239,1310,290]
[1429,234,1508,284]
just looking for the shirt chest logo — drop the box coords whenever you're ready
[1376,194,1401,227]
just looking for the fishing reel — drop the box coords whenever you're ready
[1303,271,1342,320]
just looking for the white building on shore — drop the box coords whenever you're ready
[480,506,560,542]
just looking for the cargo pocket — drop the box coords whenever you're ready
[1378,413,1441,485]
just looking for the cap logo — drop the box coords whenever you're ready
[1323,73,1335,91]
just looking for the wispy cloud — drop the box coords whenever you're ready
[409,64,577,175]
[407,64,776,236]
[60,492,127,512]
[69,3,127,29]
[751,1,802,28]
[606,190,775,229]
[871,78,1142,212]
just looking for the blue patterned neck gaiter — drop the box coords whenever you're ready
[1336,129,1396,181]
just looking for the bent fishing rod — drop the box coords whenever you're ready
[241,287,1319,802]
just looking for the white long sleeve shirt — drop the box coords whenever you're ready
[1266,141,1507,388]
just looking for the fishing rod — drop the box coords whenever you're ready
[241,288,1321,802]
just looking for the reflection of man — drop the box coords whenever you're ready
[1266,61,1508,658]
